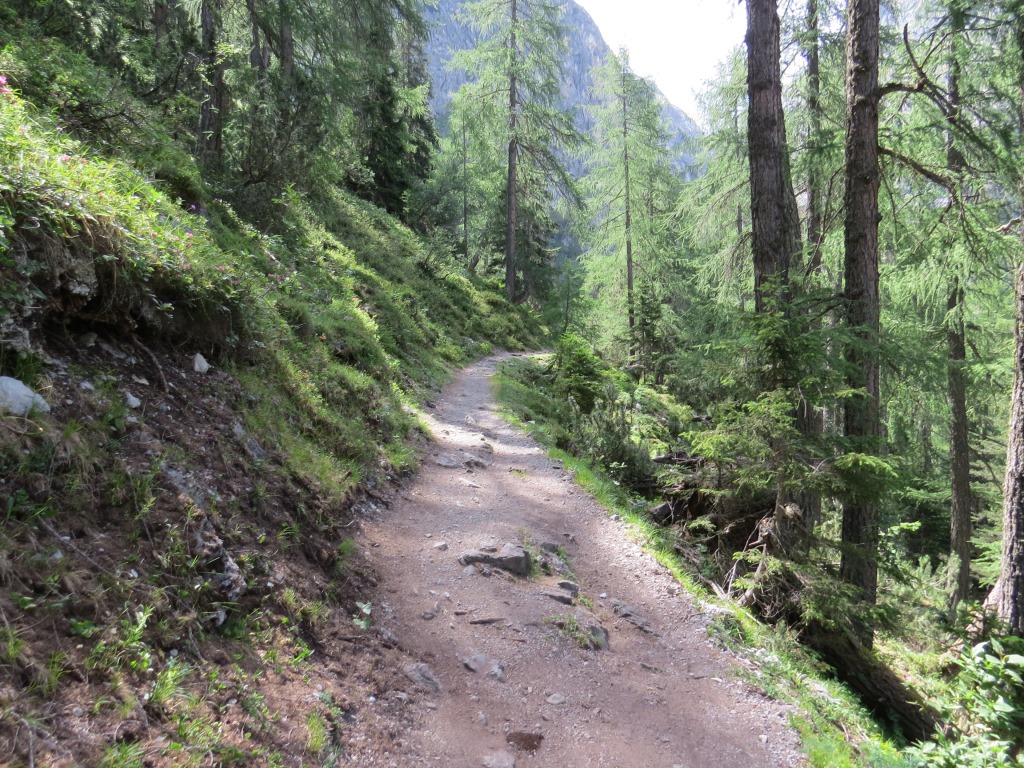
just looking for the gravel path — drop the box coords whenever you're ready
[361,354,805,767]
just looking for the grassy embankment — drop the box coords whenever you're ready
[0,39,544,766]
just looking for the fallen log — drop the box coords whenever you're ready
[801,621,943,743]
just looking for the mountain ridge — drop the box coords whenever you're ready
[421,0,699,143]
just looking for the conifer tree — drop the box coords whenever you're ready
[451,0,581,302]
[579,49,677,366]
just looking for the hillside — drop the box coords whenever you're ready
[0,35,547,765]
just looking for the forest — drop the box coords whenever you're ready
[1,0,1024,765]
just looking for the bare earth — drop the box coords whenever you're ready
[362,354,805,767]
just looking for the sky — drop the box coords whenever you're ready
[574,0,746,124]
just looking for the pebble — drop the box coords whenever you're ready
[125,392,141,409]
[545,693,566,705]
[483,751,516,768]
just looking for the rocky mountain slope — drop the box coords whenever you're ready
[422,0,699,144]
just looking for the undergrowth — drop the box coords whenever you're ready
[494,352,932,768]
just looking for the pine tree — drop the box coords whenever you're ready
[579,49,677,366]
[451,0,581,302]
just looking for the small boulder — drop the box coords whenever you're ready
[459,543,531,577]
[193,353,212,374]
[0,376,50,417]
[542,591,574,606]
[402,662,441,694]
[557,581,580,596]
[464,652,506,682]
[399,663,440,696]
[611,600,657,635]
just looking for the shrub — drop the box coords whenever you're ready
[909,636,1024,767]
[552,332,605,414]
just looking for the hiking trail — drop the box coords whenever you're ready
[361,354,804,767]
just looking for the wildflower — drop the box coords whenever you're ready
[216,265,228,272]
[58,154,71,163]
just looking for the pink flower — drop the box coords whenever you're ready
[57,154,71,163]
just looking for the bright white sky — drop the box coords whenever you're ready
[574,0,746,125]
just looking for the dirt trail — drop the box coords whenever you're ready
[362,354,804,767]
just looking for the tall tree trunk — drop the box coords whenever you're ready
[945,4,973,610]
[198,0,227,165]
[746,0,800,317]
[746,0,808,557]
[984,12,1024,635]
[246,0,270,85]
[463,121,477,269]
[948,279,973,608]
[622,64,636,358]
[505,0,519,303]
[986,261,1024,635]
[796,0,825,538]
[840,0,882,629]
[804,0,824,275]
[279,0,294,83]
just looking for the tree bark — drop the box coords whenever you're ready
[745,0,810,559]
[805,0,824,275]
[796,0,825,538]
[985,262,1024,634]
[198,0,227,165]
[840,0,882,624]
[947,278,972,609]
[505,0,519,303]
[746,0,801,316]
